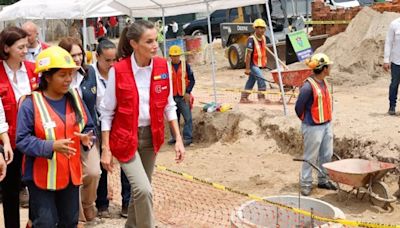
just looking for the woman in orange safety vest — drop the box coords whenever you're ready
[16,46,95,227]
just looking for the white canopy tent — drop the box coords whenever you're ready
[0,0,123,20]
[108,0,288,114]
[0,0,124,53]
[0,0,288,114]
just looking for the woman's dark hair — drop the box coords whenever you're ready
[96,37,116,55]
[117,20,155,59]
[58,36,87,75]
[0,26,28,60]
[39,68,83,123]
[313,65,328,75]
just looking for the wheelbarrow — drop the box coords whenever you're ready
[270,68,313,103]
[293,158,397,209]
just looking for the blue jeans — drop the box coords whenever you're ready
[172,96,193,141]
[244,64,267,91]
[27,181,79,228]
[301,122,333,188]
[389,62,400,108]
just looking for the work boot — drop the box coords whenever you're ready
[257,91,272,104]
[240,92,252,103]
[388,106,396,115]
[97,207,111,218]
[301,186,312,196]
[317,181,337,191]
[120,205,128,218]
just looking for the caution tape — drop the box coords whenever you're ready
[196,85,299,97]
[156,165,400,228]
[304,20,351,25]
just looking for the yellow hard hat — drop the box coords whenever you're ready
[169,45,182,56]
[86,50,93,65]
[253,18,267,28]
[35,46,79,73]
[305,53,333,70]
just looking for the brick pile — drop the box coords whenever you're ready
[311,0,400,36]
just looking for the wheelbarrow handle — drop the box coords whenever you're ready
[293,158,327,178]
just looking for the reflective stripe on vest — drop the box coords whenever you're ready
[69,89,85,132]
[32,90,85,190]
[168,59,187,96]
[250,35,267,67]
[307,77,332,123]
[32,92,58,190]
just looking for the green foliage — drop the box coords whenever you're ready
[0,0,18,5]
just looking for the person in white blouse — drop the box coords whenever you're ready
[100,20,185,228]
[0,97,13,182]
[59,37,101,225]
[0,26,39,228]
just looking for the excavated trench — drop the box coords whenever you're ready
[191,110,399,168]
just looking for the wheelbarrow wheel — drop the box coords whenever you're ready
[369,181,392,209]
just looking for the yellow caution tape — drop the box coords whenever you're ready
[304,20,351,25]
[155,165,400,228]
[196,86,299,97]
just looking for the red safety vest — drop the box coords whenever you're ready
[0,61,38,148]
[250,35,267,68]
[305,77,332,124]
[40,41,49,50]
[169,60,189,96]
[31,90,88,190]
[110,57,170,162]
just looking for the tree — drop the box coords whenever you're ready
[0,0,18,5]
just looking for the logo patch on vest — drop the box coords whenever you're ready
[155,85,168,93]
[91,86,96,94]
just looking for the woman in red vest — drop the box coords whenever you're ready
[0,26,38,228]
[16,46,95,227]
[100,20,185,228]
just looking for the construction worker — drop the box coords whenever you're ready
[16,46,95,227]
[295,53,337,196]
[240,18,269,104]
[22,21,49,63]
[384,17,400,115]
[167,45,195,146]
[100,20,185,228]
[58,37,101,226]
[0,26,39,228]
[92,38,132,218]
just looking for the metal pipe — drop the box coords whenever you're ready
[265,0,288,115]
[162,8,166,57]
[206,1,218,104]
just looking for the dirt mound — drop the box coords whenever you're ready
[192,108,242,144]
[316,7,400,86]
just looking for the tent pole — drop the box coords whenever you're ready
[206,1,217,104]
[82,17,88,60]
[162,8,166,57]
[41,18,46,42]
[265,0,288,115]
